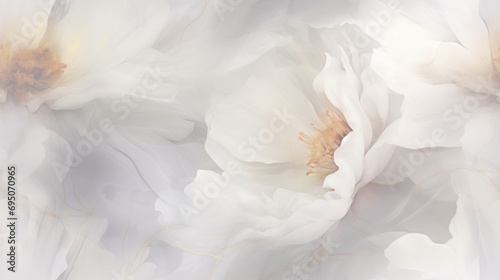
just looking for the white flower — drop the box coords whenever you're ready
[0,0,170,111]
[384,102,500,280]
[0,1,211,279]
[160,40,398,277]
[356,0,500,95]
[329,2,500,278]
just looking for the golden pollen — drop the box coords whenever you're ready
[298,110,351,176]
[0,43,66,100]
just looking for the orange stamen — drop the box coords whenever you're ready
[298,109,351,176]
[0,43,66,100]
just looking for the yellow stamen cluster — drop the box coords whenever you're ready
[0,43,66,100]
[299,110,351,176]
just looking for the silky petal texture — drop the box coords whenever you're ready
[436,0,491,63]
[461,102,500,167]
[0,100,49,175]
[383,104,500,279]
[361,0,499,96]
[43,97,208,248]
[384,168,499,280]
[56,216,118,280]
[28,51,163,111]
[206,68,318,165]
[0,204,72,280]
[0,73,208,280]
[23,0,170,110]
[385,233,460,279]
[281,111,464,278]
[459,102,500,278]
[386,84,485,150]
[160,34,399,277]
[316,51,393,194]
[46,0,168,71]
[155,0,295,99]
[3,0,500,279]
[480,0,500,51]
[160,171,351,278]
[288,147,461,280]
[202,47,328,193]
[372,41,494,95]
[0,0,56,48]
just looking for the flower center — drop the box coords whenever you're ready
[298,110,351,176]
[0,43,66,100]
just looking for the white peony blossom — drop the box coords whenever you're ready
[344,0,500,279]
[159,33,400,276]
[0,0,170,111]
[2,0,499,279]
[0,1,211,279]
